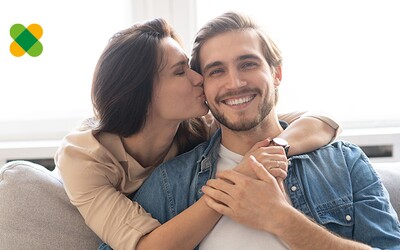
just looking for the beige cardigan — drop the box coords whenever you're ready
[54,111,340,250]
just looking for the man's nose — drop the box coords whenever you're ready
[226,69,246,89]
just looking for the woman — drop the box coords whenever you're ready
[54,18,340,249]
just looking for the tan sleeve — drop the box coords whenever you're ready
[277,110,308,124]
[55,137,160,249]
[278,110,342,141]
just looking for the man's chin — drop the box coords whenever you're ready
[217,118,259,132]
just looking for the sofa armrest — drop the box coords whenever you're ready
[373,163,400,219]
[0,160,100,249]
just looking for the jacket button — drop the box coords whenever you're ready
[290,186,297,192]
[345,215,352,221]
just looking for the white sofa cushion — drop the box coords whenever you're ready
[374,163,400,218]
[0,161,100,250]
[0,160,398,249]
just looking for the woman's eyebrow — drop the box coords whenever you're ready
[170,58,189,69]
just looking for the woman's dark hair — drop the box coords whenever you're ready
[85,18,207,154]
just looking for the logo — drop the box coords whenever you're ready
[10,24,43,57]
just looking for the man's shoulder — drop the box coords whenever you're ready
[142,139,212,184]
[308,140,364,156]
[158,130,221,172]
[162,140,210,168]
[290,140,371,175]
[292,140,368,165]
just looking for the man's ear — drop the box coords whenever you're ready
[274,66,282,86]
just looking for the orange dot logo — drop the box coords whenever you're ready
[10,24,43,57]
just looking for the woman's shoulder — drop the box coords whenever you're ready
[55,128,123,175]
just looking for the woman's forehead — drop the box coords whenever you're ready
[158,37,188,72]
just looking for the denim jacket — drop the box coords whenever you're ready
[131,129,400,249]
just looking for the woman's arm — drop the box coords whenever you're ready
[277,111,342,156]
[136,196,220,250]
[205,110,341,156]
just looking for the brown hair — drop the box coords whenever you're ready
[191,11,282,76]
[87,18,207,154]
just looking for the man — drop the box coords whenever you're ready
[134,12,400,249]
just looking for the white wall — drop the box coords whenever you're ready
[1,0,399,166]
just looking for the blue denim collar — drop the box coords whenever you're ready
[198,129,221,172]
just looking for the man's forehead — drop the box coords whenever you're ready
[199,30,263,68]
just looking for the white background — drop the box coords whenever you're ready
[1,0,399,143]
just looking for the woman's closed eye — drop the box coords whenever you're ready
[174,66,187,76]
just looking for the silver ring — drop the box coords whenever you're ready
[276,160,280,168]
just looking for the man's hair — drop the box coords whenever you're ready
[86,18,207,154]
[190,11,282,75]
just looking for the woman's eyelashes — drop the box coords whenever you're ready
[174,66,185,76]
[175,63,191,76]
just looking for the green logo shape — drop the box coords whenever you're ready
[10,24,43,57]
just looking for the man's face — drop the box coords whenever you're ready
[199,30,279,131]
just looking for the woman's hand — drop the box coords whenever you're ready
[202,156,292,232]
[233,138,288,192]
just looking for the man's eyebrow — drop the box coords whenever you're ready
[202,61,223,73]
[237,54,262,61]
[202,54,262,72]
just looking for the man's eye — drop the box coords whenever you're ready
[176,71,185,76]
[241,62,257,70]
[209,69,224,76]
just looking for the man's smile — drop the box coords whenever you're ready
[222,94,256,106]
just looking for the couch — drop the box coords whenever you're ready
[0,160,399,250]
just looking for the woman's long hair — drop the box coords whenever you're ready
[84,18,207,154]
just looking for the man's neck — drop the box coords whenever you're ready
[220,114,283,156]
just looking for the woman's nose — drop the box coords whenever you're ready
[190,69,204,86]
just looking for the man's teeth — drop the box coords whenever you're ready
[224,96,253,106]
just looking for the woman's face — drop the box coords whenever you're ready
[149,37,208,124]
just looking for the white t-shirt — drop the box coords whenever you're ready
[199,145,290,250]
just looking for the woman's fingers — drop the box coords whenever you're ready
[249,155,273,182]
[249,155,287,194]
[203,195,231,216]
[247,137,271,154]
[267,159,288,179]
[250,147,288,178]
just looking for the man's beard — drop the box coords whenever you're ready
[209,90,274,132]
